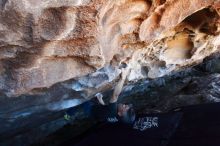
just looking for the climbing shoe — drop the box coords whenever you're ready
[64,113,71,121]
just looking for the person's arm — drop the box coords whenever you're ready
[110,68,130,103]
[95,93,105,105]
[97,96,105,105]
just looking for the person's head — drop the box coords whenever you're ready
[117,103,136,124]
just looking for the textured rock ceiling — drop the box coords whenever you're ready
[0,0,220,97]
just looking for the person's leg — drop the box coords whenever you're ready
[65,107,76,116]
[81,100,95,118]
[64,100,95,121]
[64,106,77,121]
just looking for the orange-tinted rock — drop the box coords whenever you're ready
[0,0,219,96]
[139,0,215,42]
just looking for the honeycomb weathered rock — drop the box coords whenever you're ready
[0,0,219,97]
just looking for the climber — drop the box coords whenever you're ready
[64,64,136,124]
[92,66,136,124]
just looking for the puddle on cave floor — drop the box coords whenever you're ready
[33,54,220,146]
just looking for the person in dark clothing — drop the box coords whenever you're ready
[64,67,136,124]
[92,67,135,124]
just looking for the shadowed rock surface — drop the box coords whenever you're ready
[0,0,220,145]
[1,53,220,146]
[34,54,220,146]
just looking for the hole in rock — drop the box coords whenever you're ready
[162,8,219,64]
[141,66,149,76]
[164,31,194,63]
[183,8,219,35]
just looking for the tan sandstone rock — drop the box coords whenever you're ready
[0,0,219,96]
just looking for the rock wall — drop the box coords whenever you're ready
[0,0,219,97]
[0,0,220,145]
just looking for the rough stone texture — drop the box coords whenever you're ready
[33,56,220,146]
[0,0,220,145]
[0,0,219,97]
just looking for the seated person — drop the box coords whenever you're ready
[64,67,136,124]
